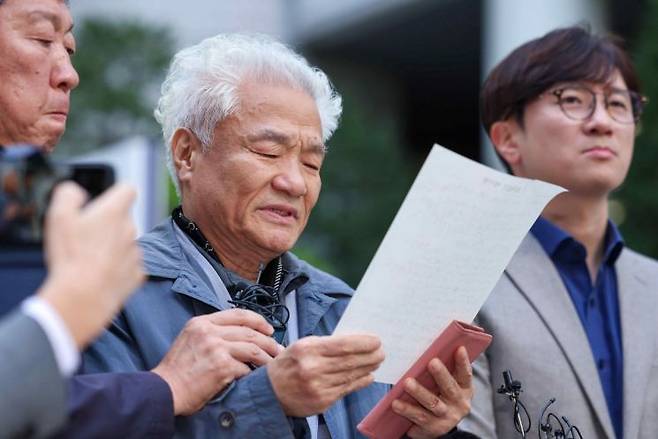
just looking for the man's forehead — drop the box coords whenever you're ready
[552,79,628,93]
[4,0,73,32]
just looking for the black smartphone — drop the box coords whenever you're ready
[0,147,115,315]
[70,163,116,200]
[0,147,115,245]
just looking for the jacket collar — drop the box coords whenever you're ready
[505,234,616,439]
[139,218,352,336]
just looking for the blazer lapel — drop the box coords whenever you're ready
[505,235,616,439]
[617,250,657,439]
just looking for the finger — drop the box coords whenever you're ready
[324,363,380,387]
[337,371,375,397]
[121,246,146,290]
[317,334,381,357]
[392,398,435,429]
[392,398,458,438]
[323,347,385,372]
[217,325,282,358]
[226,340,277,367]
[48,181,88,219]
[427,358,462,402]
[206,309,275,336]
[402,377,448,417]
[85,183,136,217]
[230,360,253,379]
[453,346,473,389]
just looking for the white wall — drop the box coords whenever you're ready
[70,137,168,237]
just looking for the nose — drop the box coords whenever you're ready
[51,47,80,92]
[272,158,308,198]
[583,96,613,136]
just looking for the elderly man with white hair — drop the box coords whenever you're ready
[82,33,476,439]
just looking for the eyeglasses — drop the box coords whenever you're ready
[549,85,648,124]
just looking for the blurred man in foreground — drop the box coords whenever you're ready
[83,33,476,438]
[0,0,144,436]
[461,27,658,439]
[0,181,142,438]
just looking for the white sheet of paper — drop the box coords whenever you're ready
[333,144,565,384]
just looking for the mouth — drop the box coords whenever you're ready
[259,205,299,222]
[46,111,68,121]
[582,146,617,158]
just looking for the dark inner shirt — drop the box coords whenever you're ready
[531,216,624,439]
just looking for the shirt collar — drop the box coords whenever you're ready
[530,216,624,265]
[173,219,309,296]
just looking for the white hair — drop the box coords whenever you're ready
[154,33,343,196]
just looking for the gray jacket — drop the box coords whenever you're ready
[82,219,388,438]
[460,234,658,439]
[0,310,67,439]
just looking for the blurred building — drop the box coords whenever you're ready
[74,0,645,165]
[71,0,646,234]
[290,0,642,167]
[70,137,168,237]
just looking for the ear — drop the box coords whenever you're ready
[490,120,523,169]
[171,128,202,185]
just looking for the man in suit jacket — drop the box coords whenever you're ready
[0,181,143,439]
[460,27,658,438]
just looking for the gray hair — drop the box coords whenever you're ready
[154,33,342,196]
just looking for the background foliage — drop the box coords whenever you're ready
[295,90,415,287]
[617,0,658,258]
[56,18,174,157]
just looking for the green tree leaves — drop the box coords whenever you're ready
[617,0,658,258]
[56,18,174,156]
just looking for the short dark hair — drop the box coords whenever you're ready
[481,26,640,138]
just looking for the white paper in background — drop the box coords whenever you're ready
[333,144,565,384]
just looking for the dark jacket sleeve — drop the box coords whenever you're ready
[442,429,481,438]
[403,428,481,439]
[51,372,175,439]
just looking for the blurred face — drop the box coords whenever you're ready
[180,81,324,261]
[0,0,79,151]
[500,72,635,197]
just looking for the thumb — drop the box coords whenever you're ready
[47,181,88,222]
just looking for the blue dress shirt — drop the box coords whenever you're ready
[531,216,624,439]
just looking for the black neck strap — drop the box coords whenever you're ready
[172,206,283,291]
[172,206,290,343]
[172,206,222,264]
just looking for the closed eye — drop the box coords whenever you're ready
[303,162,320,171]
[256,151,278,159]
[35,38,53,47]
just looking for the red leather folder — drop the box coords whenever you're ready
[357,320,492,439]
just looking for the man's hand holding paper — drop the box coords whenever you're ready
[334,144,564,438]
[268,334,385,417]
[392,347,473,438]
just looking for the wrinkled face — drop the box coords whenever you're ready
[183,81,324,259]
[504,72,635,197]
[0,0,79,151]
